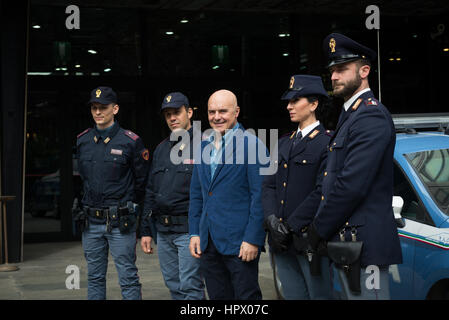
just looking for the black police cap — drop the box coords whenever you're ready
[161,92,189,111]
[281,75,329,101]
[323,33,377,68]
[88,86,118,105]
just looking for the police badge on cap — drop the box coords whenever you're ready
[88,86,118,105]
[323,33,377,68]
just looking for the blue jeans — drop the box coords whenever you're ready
[273,250,333,300]
[82,222,141,300]
[157,232,205,300]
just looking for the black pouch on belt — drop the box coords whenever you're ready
[119,213,136,234]
[327,240,363,294]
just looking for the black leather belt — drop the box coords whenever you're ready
[158,215,188,226]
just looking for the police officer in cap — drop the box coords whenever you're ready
[76,86,150,300]
[305,33,402,299]
[140,92,205,300]
[262,75,333,299]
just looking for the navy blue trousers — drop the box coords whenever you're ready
[200,236,262,300]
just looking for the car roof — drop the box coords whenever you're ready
[395,131,449,155]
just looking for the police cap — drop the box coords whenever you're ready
[281,75,328,101]
[323,33,376,68]
[88,86,118,105]
[161,92,189,111]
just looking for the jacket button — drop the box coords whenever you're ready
[284,164,288,168]
[321,195,324,201]
[302,160,307,164]
[281,200,284,205]
[329,147,333,152]
[333,142,337,146]
[208,192,212,196]
[283,182,287,187]
[324,172,328,176]
[346,222,349,226]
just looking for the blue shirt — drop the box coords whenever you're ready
[209,123,240,179]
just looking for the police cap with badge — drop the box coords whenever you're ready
[323,33,377,68]
[161,92,189,111]
[281,75,329,101]
[88,86,118,105]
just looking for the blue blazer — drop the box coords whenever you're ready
[312,90,402,267]
[188,124,267,255]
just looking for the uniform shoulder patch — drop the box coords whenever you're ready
[141,149,150,161]
[77,128,91,139]
[365,98,378,106]
[124,130,139,141]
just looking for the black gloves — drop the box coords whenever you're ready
[264,214,292,252]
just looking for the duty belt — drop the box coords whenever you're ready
[87,207,130,219]
[157,215,188,226]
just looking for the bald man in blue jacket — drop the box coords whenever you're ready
[188,89,267,300]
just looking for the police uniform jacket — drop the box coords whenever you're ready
[262,124,331,246]
[76,122,149,210]
[311,90,402,267]
[141,127,196,236]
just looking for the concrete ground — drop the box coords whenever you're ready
[0,240,278,300]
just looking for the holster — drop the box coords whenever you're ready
[72,206,88,234]
[326,228,363,294]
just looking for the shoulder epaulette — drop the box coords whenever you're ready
[124,130,139,141]
[351,98,363,111]
[77,128,91,139]
[365,98,378,106]
[309,129,320,139]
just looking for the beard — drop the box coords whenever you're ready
[332,73,362,100]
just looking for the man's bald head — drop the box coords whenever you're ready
[208,89,240,135]
[208,89,238,111]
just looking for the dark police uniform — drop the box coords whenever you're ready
[76,86,149,300]
[262,75,333,299]
[307,33,403,300]
[140,92,205,300]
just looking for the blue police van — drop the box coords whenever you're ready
[270,114,449,300]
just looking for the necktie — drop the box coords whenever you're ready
[293,131,302,146]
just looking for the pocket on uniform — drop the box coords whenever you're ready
[176,164,193,175]
[327,137,346,170]
[104,154,127,181]
[294,153,318,165]
[79,154,92,179]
